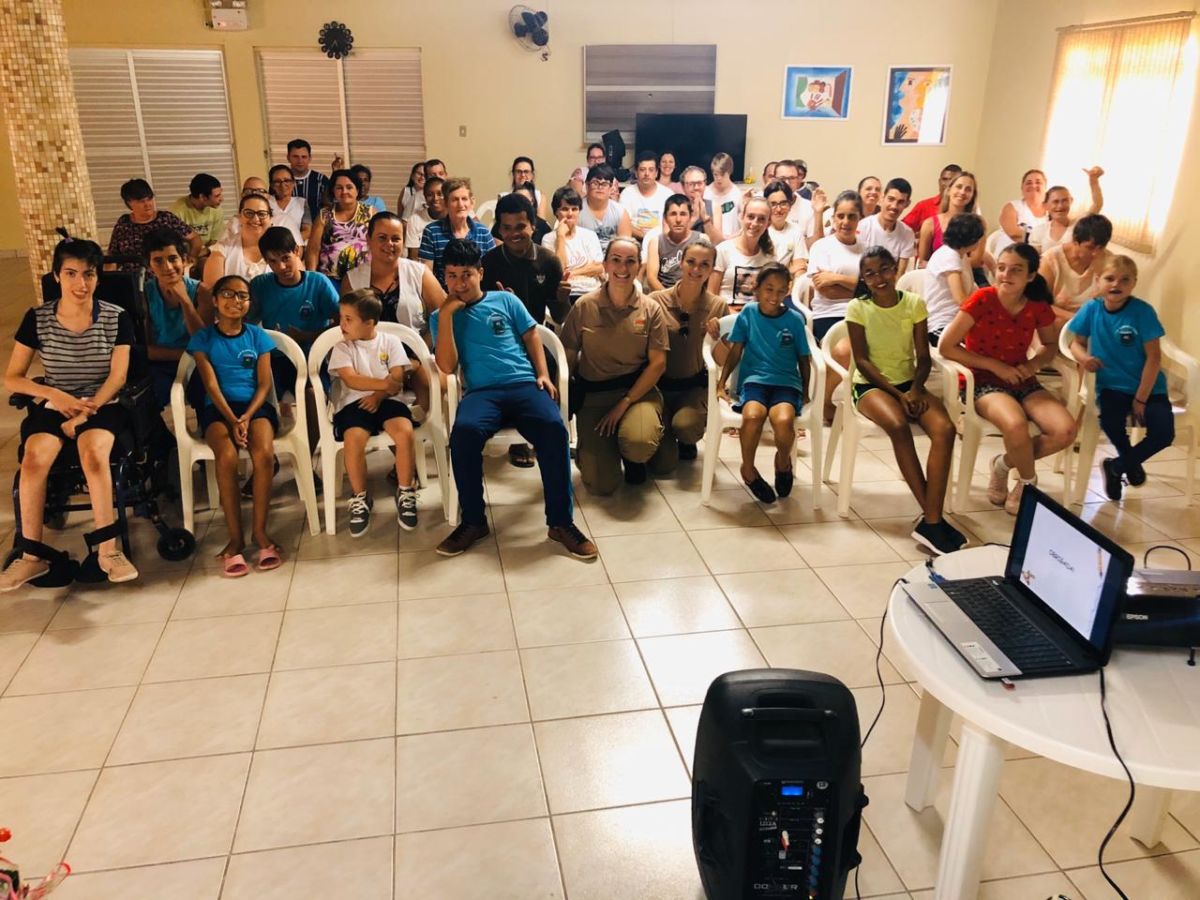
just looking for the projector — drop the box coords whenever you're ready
[1112,568,1200,650]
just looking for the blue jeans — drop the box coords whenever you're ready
[449,383,573,527]
[1098,390,1174,471]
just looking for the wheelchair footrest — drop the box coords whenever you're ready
[8,536,79,588]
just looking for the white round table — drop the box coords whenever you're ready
[888,546,1200,899]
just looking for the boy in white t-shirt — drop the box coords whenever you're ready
[704,152,743,239]
[328,288,419,537]
[856,177,917,274]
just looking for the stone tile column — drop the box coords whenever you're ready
[0,0,96,299]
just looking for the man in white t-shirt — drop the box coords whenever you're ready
[704,152,743,239]
[774,159,814,237]
[680,166,724,244]
[620,151,674,241]
[856,177,917,275]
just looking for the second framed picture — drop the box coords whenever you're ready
[782,66,853,120]
[883,66,952,145]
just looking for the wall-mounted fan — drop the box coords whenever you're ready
[509,6,550,61]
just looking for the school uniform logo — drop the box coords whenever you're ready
[238,349,258,368]
[489,312,508,336]
[299,302,314,321]
[535,272,546,285]
[379,350,390,366]
[778,329,795,347]
[1117,324,1138,346]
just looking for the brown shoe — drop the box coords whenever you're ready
[548,522,598,560]
[435,522,491,557]
[0,557,50,592]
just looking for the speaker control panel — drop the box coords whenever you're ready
[745,779,833,899]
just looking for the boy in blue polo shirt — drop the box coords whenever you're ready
[250,226,339,454]
[431,239,595,560]
[143,228,207,407]
[1068,255,1174,501]
[717,262,810,504]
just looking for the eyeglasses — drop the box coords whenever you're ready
[767,200,791,209]
[270,178,294,186]
[217,289,251,301]
[589,180,611,188]
[241,210,271,221]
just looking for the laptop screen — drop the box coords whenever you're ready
[1005,486,1133,654]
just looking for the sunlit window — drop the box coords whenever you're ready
[1041,14,1196,253]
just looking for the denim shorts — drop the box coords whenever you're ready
[736,383,803,414]
[967,380,1046,403]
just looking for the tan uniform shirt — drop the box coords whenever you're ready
[649,286,729,380]
[561,287,670,383]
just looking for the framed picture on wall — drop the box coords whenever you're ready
[781,66,853,120]
[883,66,952,145]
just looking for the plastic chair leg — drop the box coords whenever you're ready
[700,419,722,505]
[808,416,824,510]
[179,457,196,537]
[823,404,842,482]
[1073,414,1101,506]
[953,425,981,514]
[204,461,219,511]
[1187,427,1197,505]
[322,445,339,535]
[836,415,858,518]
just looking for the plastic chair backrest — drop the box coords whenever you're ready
[896,269,926,296]
[475,199,498,226]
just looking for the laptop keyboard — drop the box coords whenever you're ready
[941,579,1073,672]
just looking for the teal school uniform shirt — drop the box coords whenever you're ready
[146,276,200,349]
[187,323,276,405]
[728,302,809,393]
[1067,297,1167,396]
[249,270,340,352]
[430,291,537,391]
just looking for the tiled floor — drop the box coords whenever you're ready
[1,257,1199,898]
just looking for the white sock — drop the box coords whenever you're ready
[1019,475,1037,485]
[993,454,1011,475]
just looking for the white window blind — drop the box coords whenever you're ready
[69,49,237,240]
[257,49,425,208]
[1041,13,1196,253]
[583,45,716,145]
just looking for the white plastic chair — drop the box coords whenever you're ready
[307,324,452,534]
[443,324,570,527]
[790,275,813,310]
[475,199,497,227]
[820,319,951,518]
[171,329,321,537]
[896,268,927,296]
[1064,328,1200,506]
[700,312,825,507]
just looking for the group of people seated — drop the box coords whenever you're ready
[0,137,1175,591]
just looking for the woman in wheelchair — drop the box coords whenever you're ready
[1,238,139,591]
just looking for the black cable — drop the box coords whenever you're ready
[1141,543,1192,570]
[1097,667,1134,900]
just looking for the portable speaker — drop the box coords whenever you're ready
[692,669,867,900]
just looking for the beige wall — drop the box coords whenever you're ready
[974,0,1200,355]
[0,0,1001,254]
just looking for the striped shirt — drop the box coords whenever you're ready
[418,217,495,288]
[15,300,133,397]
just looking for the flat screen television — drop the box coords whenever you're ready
[635,113,748,182]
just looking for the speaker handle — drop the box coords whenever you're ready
[740,706,837,722]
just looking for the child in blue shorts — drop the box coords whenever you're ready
[188,274,282,576]
[328,288,419,537]
[1067,254,1174,501]
[717,262,810,503]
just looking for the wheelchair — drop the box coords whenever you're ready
[2,254,196,587]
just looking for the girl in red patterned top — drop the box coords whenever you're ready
[938,243,1077,514]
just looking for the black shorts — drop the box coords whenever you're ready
[852,379,913,408]
[812,316,842,343]
[332,399,413,441]
[197,400,279,435]
[21,401,130,443]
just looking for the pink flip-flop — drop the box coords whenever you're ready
[221,553,250,578]
[255,545,283,572]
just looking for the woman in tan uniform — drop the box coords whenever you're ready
[562,237,669,494]
[647,238,728,474]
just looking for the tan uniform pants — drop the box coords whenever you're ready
[575,387,664,495]
[649,386,707,475]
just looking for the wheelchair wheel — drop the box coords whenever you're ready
[157,528,196,562]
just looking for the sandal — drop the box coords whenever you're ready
[221,553,250,578]
[255,545,283,572]
[508,444,536,468]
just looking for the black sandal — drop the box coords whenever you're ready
[508,444,536,468]
[744,475,777,504]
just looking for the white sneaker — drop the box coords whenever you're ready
[987,455,1010,506]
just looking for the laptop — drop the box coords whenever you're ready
[902,485,1133,680]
